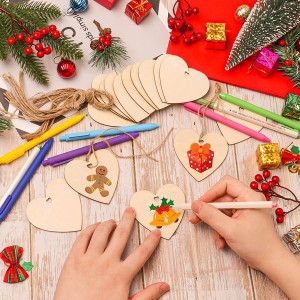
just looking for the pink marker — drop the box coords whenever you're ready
[184,102,271,143]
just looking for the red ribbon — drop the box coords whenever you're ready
[281,148,300,165]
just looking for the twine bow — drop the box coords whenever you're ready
[281,148,300,165]
[0,245,29,284]
[190,143,211,160]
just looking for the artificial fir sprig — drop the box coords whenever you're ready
[0,113,13,134]
[0,0,83,85]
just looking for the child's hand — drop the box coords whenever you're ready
[54,208,170,300]
[190,175,287,272]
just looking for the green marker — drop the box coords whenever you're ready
[219,93,300,131]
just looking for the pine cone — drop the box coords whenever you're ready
[103,28,112,35]
[90,40,99,50]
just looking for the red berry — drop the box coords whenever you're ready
[278,39,286,47]
[43,46,52,55]
[36,51,44,58]
[184,9,192,17]
[25,36,34,45]
[255,174,263,182]
[35,43,43,51]
[261,182,269,191]
[168,18,176,29]
[196,32,203,40]
[183,37,191,45]
[284,59,292,67]
[41,28,49,35]
[265,194,271,201]
[16,33,24,41]
[170,34,179,43]
[24,47,33,55]
[103,40,111,47]
[105,34,112,41]
[33,31,42,40]
[186,23,193,31]
[49,24,57,32]
[99,36,105,43]
[250,181,258,190]
[276,215,284,223]
[189,34,197,43]
[51,30,60,39]
[275,208,284,216]
[268,181,275,188]
[262,170,271,178]
[192,7,199,14]
[272,176,280,184]
[7,37,16,45]
[97,44,104,51]
[175,19,185,30]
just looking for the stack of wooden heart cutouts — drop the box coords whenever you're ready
[88,54,210,126]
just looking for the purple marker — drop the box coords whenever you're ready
[43,132,139,167]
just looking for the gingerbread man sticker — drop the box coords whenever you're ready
[85,165,112,197]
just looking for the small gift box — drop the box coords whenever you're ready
[187,143,214,173]
[282,93,300,121]
[205,23,226,50]
[94,0,118,10]
[256,143,281,170]
[283,225,300,254]
[251,48,279,78]
[125,0,152,25]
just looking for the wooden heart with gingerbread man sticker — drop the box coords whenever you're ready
[174,129,228,182]
[130,184,185,240]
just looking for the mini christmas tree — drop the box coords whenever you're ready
[225,0,300,70]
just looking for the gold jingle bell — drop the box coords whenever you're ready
[288,163,300,174]
[234,5,251,23]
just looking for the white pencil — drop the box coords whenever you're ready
[173,201,277,210]
[0,146,41,209]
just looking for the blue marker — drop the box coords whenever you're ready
[59,123,159,142]
[0,138,54,222]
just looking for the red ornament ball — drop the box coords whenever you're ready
[196,32,203,40]
[296,39,300,52]
[103,40,111,47]
[24,47,33,55]
[33,31,42,40]
[175,19,185,30]
[262,170,271,178]
[275,208,284,216]
[35,43,43,51]
[250,181,258,190]
[57,59,76,79]
[99,36,105,43]
[255,174,263,182]
[105,34,112,41]
[7,37,16,45]
[168,18,176,29]
[185,8,192,17]
[170,34,179,43]
[41,27,49,35]
[189,34,197,43]
[36,51,44,58]
[51,30,60,39]
[261,182,269,191]
[49,24,57,32]
[278,39,286,47]
[272,175,280,184]
[25,36,34,45]
[43,46,52,55]
[276,215,284,223]
[97,44,104,51]
[192,7,199,14]
[183,37,191,45]
[284,59,292,67]
[16,33,24,41]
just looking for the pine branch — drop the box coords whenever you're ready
[225,0,300,70]
[0,114,13,133]
[0,21,9,60]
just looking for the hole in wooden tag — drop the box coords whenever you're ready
[87,163,93,169]
[46,197,52,203]
[185,71,190,76]
[153,196,160,202]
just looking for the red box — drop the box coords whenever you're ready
[94,0,118,9]
[125,0,152,25]
[187,149,214,173]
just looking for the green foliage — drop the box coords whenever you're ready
[89,37,129,71]
[226,0,300,70]
[0,0,84,85]
[0,114,13,133]
[274,24,300,88]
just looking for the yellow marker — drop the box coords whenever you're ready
[0,114,84,164]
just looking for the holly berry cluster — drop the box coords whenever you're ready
[168,0,202,46]
[250,170,300,224]
[7,24,60,59]
[97,34,112,52]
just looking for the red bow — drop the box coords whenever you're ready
[190,143,211,160]
[281,148,300,165]
[0,245,29,283]
[156,204,170,214]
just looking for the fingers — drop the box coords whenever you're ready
[69,223,99,256]
[124,230,161,277]
[212,230,226,249]
[105,207,136,258]
[189,214,200,224]
[86,220,117,255]
[129,282,170,300]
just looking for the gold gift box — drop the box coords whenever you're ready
[256,143,281,170]
[205,23,226,42]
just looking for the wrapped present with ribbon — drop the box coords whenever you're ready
[94,0,118,10]
[256,143,281,170]
[205,23,226,50]
[187,143,214,173]
[283,225,300,254]
[282,93,300,121]
[251,48,279,78]
[125,0,152,25]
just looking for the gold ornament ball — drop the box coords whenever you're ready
[235,5,251,23]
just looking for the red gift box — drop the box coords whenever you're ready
[187,143,214,173]
[94,0,118,10]
[125,0,152,25]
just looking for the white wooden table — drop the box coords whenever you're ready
[1,79,299,300]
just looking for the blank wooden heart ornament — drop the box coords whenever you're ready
[160,56,210,103]
[130,184,185,240]
[65,149,119,203]
[26,179,82,232]
[174,130,228,181]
